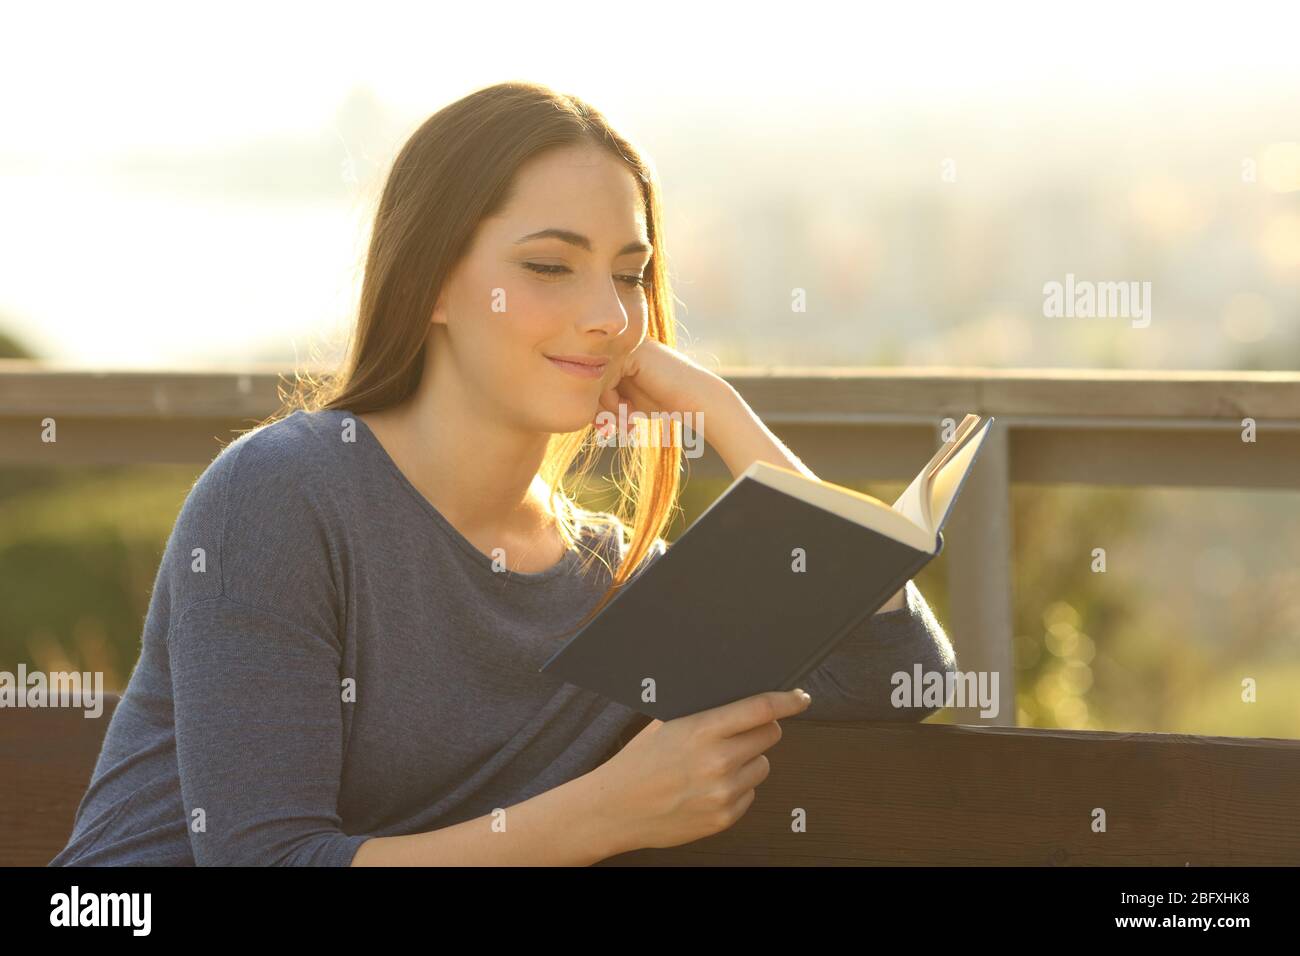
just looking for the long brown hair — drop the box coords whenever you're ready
[259,80,683,642]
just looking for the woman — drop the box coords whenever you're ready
[50,81,956,867]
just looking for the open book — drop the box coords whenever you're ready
[539,414,996,720]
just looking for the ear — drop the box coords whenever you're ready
[430,292,448,326]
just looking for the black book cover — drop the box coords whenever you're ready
[539,474,940,721]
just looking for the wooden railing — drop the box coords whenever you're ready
[4,362,1299,865]
[4,360,1298,729]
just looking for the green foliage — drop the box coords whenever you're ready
[0,323,37,359]
[0,465,202,688]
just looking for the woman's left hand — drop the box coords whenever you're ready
[591,339,727,436]
[592,340,908,615]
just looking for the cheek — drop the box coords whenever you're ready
[461,282,567,389]
[502,281,569,337]
[469,272,558,337]
[472,271,558,337]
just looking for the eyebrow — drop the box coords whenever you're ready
[514,228,652,257]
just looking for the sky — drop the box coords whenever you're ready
[5,1,1299,149]
[1,0,1297,369]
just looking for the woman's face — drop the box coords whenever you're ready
[430,143,652,435]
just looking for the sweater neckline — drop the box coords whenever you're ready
[333,408,585,585]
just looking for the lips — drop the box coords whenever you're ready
[545,354,610,369]
[546,354,609,379]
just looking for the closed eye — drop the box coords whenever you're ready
[523,262,646,288]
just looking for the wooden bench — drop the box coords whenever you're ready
[5,694,1298,866]
[1,693,121,866]
[601,720,1300,865]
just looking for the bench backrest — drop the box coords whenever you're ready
[4,698,1298,866]
[598,719,1300,865]
[0,693,120,866]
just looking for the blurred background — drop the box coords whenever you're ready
[1,1,1296,737]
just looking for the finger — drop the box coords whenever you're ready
[613,380,655,418]
[592,389,618,422]
[734,752,773,791]
[715,719,784,769]
[723,786,758,825]
[690,689,812,739]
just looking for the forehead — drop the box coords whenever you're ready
[496,145,647,237]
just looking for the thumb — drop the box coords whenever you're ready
[595,386,621,416]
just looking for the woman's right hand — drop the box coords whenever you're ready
[590,688,813,852]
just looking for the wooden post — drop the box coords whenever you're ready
[942,416,1016,726]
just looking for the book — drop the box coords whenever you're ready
[539,413,996,720]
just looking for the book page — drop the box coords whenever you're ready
[926,417,992,533]
[892,414,979,532]
[919,414,980,529]
[892,467,930,531]
[747,461,937,552]
[925,415,981,483]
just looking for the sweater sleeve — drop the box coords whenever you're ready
[168,597,369,866]
[162,425,370,866]
[790,579,958,722]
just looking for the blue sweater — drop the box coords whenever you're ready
[49,408,957,866]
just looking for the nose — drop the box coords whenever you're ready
[575,276,633,337]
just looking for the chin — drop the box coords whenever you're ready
[531,402,601,437]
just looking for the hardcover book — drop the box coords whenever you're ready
[540,414,996,720]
